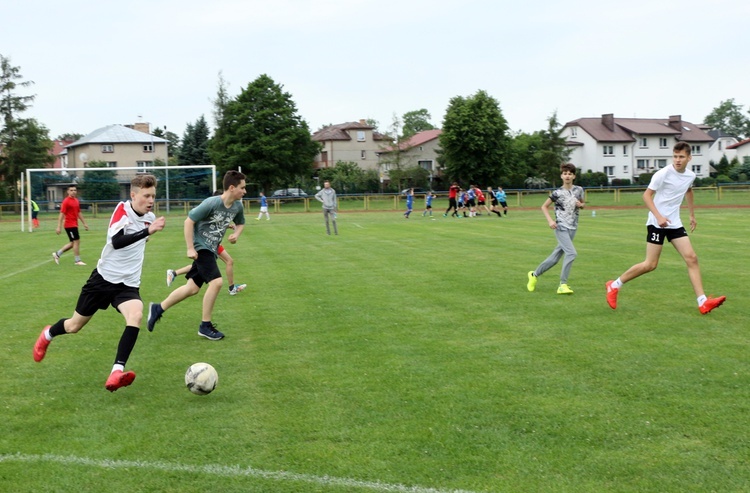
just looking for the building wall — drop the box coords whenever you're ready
[66,142,168,170]
[315,129,384,171]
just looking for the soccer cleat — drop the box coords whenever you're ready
[198,323,225,341]
[74,261,87,266]
[33,326,52,362]
[699,295,726,315]
[605,280,619,309]
[52,252,60,264]
[147,302,163,332]
[105,370,136,392]
[557,284,574,295]
[527,271,537,292]
[166,269,177,287]
[229,283,247,296]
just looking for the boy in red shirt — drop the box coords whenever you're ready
[53,185,89,265]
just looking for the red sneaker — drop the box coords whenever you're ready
[605,281,618,309]
[699,296,726,315]
[33,326,51,362]
[105,370,136,392]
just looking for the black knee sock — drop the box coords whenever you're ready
[49,318,68,337]
[114,326,140,367]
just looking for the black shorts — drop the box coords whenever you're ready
[477,200,486,206]
[490,199,498,206]
[500,201,508,208]
[186,249,222,288]
[76,269,141,317]
[65,227,81,241]
[646,225,688,245]
[425,205,432,209]
[467,199,476,207]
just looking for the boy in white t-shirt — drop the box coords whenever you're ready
[606,141,726,315]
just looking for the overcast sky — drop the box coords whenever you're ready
[3,0,748,141]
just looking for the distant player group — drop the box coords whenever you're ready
[32,142,727,393]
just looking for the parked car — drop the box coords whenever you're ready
[271,188,308,198]
[400,188,430,195]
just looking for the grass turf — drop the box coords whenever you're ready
[1,203,747,492]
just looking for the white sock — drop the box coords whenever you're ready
[611,278,623,290]
[697,295,707,306]
[112,364,125,373]
[44,328,52,341]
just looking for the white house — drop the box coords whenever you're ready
[726,138,750,163]
[563,114,714,182]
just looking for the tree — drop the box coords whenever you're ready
[437,90,511,185]
[401,109,435,140]
[81,160,120,201]
[210,74,321,192]
[704,99,750,139]
[152,126,180,159]
[0,54,53,202]
[211,71,230,130]
[531,111,573,187]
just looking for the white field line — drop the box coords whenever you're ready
[0,453,481,493]
[0,258,53,280]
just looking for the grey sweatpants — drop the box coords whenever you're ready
[534,226,577,284]
[323,208,338,235]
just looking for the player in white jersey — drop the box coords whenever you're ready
[33,175,166,391]
[606,141,726,315]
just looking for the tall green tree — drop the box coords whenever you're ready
[704,99,750,139]
[0,54,53,201]
[210,74,321,192]
[532,111,573,187]
[152,126,180,160]
[437,90,511,185]
[81,160,120,201]
[401,109,436,140]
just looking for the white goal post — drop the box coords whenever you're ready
[23,165,216,232]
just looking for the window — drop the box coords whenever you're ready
[692,165,702,175]
[637,159,649,169]
[691,145,702,155]
[101,144,114,153]
[107,162,117,168]
[659,138,668,148]
[356,131,365,142]
[360,150,366,159]
[143,144,153,153]
[640,137,648,148]
[655,159,667,168]
[623,145,628,156]
[570,127,578,138]
[418,160,432,172]
[603,145,614,156]
[718,141,723,151]
[623,165,629,174]
[136,161,152,171]
[604,166,615,176]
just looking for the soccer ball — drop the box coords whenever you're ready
[185,362,218,395]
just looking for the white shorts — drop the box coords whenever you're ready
[260,206,268,213]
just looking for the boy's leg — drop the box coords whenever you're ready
[202,277,223,323]
[671,236,703,297]
[323,209,331,234]
[534,245,564,278]
[556,228,577,285]
[620,242,663,284]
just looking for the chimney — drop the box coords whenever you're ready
[668,115,682,131]
[601,113,615,131]
[133,122,151,134]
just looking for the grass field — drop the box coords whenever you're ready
[1,201,748,492]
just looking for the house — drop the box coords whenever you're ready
[376,129,443,180]
[563,114,714,183]
[701,128,738,165]
[311,120,390,171]
[726,138,750,164]
[46,123,169,205]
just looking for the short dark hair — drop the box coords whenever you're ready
[560,163,577,174]
[223,170,246,190]
[673,141,691,155]
[131,174,156,190]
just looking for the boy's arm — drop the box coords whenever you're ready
[685,188,696,231]
[642,188,668,227]
[184,217,197,259]
[227,223,244,244]
[78,211,89,230]
[541,198,556,229]
[56,211,64,234]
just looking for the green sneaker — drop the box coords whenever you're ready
[527,271,537,292]
[557,284,574,295]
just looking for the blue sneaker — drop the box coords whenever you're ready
[147,302,163,332]
[198,322,224,340]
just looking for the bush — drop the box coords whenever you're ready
[611,178,631,186]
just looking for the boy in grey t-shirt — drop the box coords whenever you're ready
[148,170,247,340]
[314,180,338,235]
[527,163,585,295]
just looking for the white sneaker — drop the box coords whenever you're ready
[229,283,247,296]
[166,269,177,287]
[74,260,86,266]
[52,252,60,264]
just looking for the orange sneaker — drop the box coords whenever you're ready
[605,280,618,309]
[105,370,136,392]
[33,326,51,362]
[699,296,726,315]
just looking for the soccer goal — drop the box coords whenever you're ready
[22,165,217,232]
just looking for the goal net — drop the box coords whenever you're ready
[23,165,216,232]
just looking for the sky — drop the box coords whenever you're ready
[2,0,749,141]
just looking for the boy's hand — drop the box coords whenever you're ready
[187,247,198,260]
[149,216,166,234]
